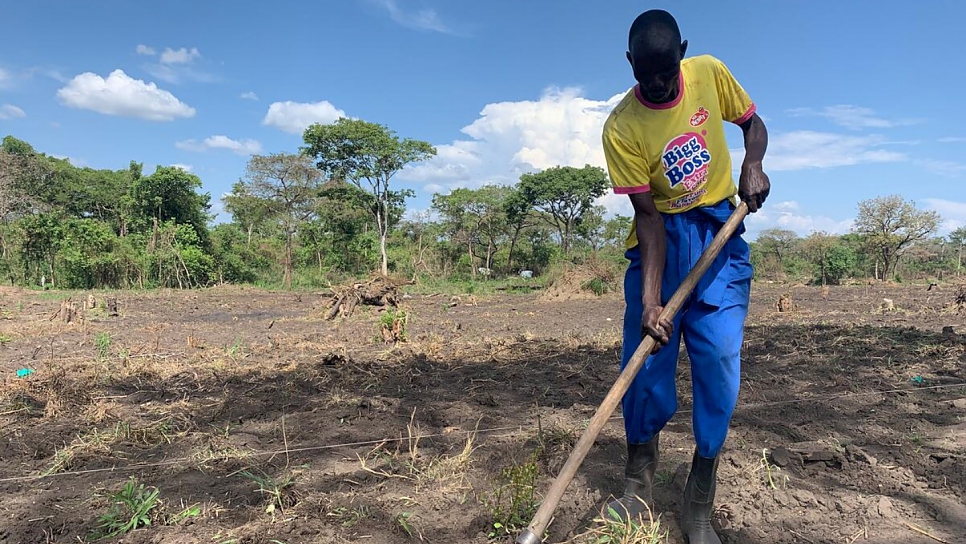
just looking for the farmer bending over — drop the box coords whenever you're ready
[600,9,770,543]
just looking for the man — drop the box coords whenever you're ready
[600,9,770,544]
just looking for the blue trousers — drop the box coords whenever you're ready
[620,200,753,458]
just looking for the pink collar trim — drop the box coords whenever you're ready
[634,71,685,110]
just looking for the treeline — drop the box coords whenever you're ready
[752,208,965,285]
[0,122,625,290]
[0,121,962,291]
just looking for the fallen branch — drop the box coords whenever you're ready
[903,521,948,543]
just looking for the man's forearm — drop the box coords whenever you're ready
[636,212,666,308]
[741,114,768,166]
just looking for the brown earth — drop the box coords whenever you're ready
[0,280,965,544]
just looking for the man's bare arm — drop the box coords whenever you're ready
[629,192,672,350]
[737,113,770,212]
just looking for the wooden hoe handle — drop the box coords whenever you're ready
[515,201,749,544]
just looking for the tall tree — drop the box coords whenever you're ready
[852,195,941,280]
[516,164,609,254]
[230,153,325,289]
[129,165,212,243]
[949,227,966,273]
[301,118,435,276]
[431,185,510,275]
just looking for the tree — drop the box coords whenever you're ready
[230,153,325,289]
[852,195,941,280]
[802,232,855,285]
[129,165,212,243]
[949,227,966,274]
[431,185,510,275]
[516,164,609,254]
[301,118,435,276]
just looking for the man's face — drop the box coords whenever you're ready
[627,44,684,103]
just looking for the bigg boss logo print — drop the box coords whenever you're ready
[689,106,709,127]
[662,132,711,192]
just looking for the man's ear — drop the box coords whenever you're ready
[680,39,688,57]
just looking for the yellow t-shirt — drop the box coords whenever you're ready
[601,54,756,249]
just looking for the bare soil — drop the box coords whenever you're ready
[1,281,965,544]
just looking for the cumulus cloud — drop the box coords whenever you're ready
[56,69,196,121]
[262,100,347,134]
[787,105,922,130]
[169,163,193,172]
[136,44,156,56]
[175,135,262,156]
[0,104,26,119]
[240,91,259,101]
[923,198,966,234]
[400,86,624,192]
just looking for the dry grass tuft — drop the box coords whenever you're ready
[358,408,478,494]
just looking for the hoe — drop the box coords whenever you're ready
[516,201,749,544]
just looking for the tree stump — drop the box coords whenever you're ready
[106,296,119,317]
[59,299,79,323]
[955,285,966,315]
[777,293,793,312]
[86,293,97,310]
[324,276,410,320]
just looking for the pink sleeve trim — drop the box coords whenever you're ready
[613,185,650,195]
[733,103,757,125]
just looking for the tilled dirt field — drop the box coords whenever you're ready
[1,281,965,544]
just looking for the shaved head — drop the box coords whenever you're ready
[625,10,688,104]
[628,9,682,57]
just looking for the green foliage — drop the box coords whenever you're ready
[89,477,160,541]
[485,451,541,539]
[302,118,435,275]
[2,132,961,291]
[516,164,609,254]
[852,194,941,280]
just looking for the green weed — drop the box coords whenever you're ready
[88,477,160,541]
[485,451,541,539]
[94,332,111,359]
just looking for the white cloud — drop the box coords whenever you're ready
[0,68,12,88]
[175,135,262,156]
[160,47,201,65]
[923,160,966,178]
[401,86,623,190]
[732,131,907,172]
[938,136,966,143]
[140,46,213,84]
[923,198,966,234]
[169,163,193,172]
[240,91,259,101]
[0,104,26,119]
[371,0,453,33]
[136,44,156,56]
[744,200,854,239]
[787,105,921,130]
[56,69,196,121]
[262,100,347,134]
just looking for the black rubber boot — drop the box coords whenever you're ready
[604,434,660,522]
[680,449,721,544]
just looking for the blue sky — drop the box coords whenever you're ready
[1,0,965,240]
